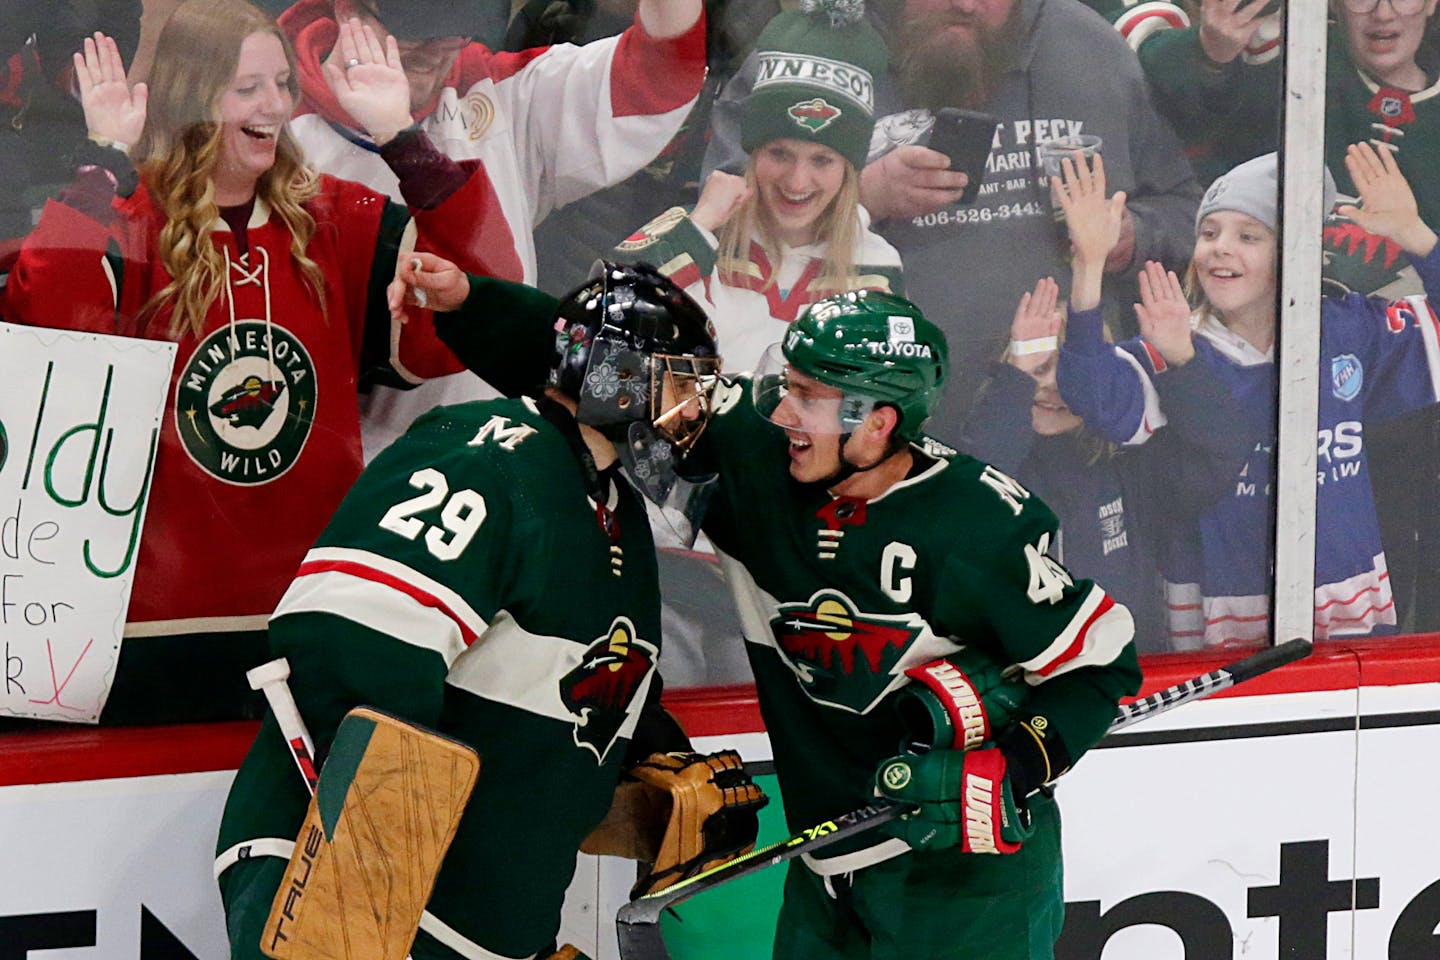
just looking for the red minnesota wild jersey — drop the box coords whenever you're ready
[687,379,1141,872]
[216,396,664,960]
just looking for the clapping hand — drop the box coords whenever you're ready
[1337,142,1438,258]
[323,19,413,145]
[74,32,146,148]
[1134,260,1195,366]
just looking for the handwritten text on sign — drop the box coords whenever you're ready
[0,323,174,722]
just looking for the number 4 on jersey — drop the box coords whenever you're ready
[1024,532,1072,605]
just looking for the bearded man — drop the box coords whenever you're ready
[703,0,1201,443]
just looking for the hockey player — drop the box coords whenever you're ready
[407,260,1142,959]
[215,263,765,960]
[277,0,708,459]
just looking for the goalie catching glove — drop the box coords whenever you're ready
[874,747,1034,854]
[581,750,767,898]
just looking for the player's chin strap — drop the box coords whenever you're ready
[811,433,911,490]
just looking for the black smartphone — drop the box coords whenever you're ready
[925,107,998,206]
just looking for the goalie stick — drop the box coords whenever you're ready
[616,638,1312,960]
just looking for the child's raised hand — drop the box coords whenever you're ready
[1007,276,1063,372]
[74,32,147,148]
[1052,152,1127,269]
[1134,260,1194,366]
[1337,142,1437,257]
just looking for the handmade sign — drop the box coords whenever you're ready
[0,323,174,722]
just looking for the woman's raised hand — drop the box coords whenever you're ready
[689,170,753,233]
[74,32,147,148]
[1337,142,1438,258]
[1052,151,1126,269]
[1134,260,1195,366]
[324,18,413,146]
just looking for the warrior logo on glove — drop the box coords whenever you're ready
[560,617,659,764]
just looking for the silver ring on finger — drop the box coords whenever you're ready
[344,57,361,69]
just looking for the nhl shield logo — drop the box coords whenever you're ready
[770,590,927,714]
[175,320,317,485]
[1331,354,1363,402]
[560,617,658,764]
[788,98,842,134]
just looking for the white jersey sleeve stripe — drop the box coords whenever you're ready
[1118,348,1168,444]
[273,569,473,667]
[1413,296,1440,401]
[1019,586,1135,681]
[296,546,488,638]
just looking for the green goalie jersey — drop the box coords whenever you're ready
[687,379,1142,871]
[216,396,668,960]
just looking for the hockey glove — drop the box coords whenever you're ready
[874,747,1034,854]
[584,750,768,898]
[897,649,1029,752]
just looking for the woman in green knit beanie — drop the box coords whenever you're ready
[615,0,903,373]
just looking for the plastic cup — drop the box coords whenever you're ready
[1037,134,1103,178]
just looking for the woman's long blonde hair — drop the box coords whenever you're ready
[133,0,325,339]
[715,155,864,295]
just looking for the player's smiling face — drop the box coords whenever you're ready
[753,139,848,247]
[771,367,847,483]
[1194,211,1277,321]
[214,31,294,205]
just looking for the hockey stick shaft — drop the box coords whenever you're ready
[616,638,1313,958]
[247,657,319,796]
[1109,637,1311,733]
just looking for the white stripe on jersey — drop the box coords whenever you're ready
[1314,551,1396,639]
[272,568,473,666]
[1202,593,1270,647]
[446,609,657,738]
[419,908,536,960]
[1019,584,1135,682]
[1117,347,1168,445]
[294,546,486,630]
[1405,294,1440,402]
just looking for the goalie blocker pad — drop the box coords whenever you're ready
[260,707,480,960]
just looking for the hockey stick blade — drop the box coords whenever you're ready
[615,637,1313,960]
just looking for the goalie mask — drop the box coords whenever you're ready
[753,290,948,443]
[551,263,723,535]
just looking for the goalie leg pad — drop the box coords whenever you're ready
[260,708,479,960]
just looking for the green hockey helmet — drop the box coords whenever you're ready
[755,290,948,441]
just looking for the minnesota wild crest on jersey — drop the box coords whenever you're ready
[217,396,668,959]
[688,378,1137,864]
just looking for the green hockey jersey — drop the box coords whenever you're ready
[687,379,1141,872]
[216,396,667,960]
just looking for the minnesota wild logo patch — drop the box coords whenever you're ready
[175,320,317,486]
[560,617,658,764]
[770,590,927,714]
[788,98,842,134]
